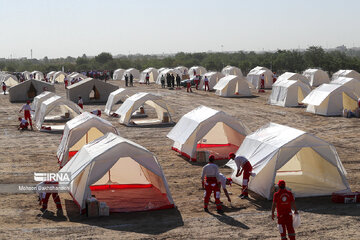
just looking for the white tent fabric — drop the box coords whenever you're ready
[8,79,55,102]
[139,68,158,84]
[331,77,360,97]
[115,92,173,126]
[269,79,311,107]
[247,66,274,89]
[226,122,350,199]
[302,84,358,116]
[155,69,182,84]
[57,112,119,168]
[332,69,360,81]
[221,66,243,77]
[23,71,31,80]
[52,71,67,83]
[46,71,56,80]
[0,74,18,87]
[277,72,310,86]
[31,71,44,80]
[198,72,225,90]
[189,66,207,77]
[302,69,330,87]
[167,105,251,161]
[68,73,87,84]
[31,91,57,119]
[66,78,118,103]
[157,67,167,74]
[214,75,252,97]
[58,132,174,212]
[104,88,129,116]
[121,68,140,81]
[113,68,125,80]
[174,66,188,75]
[35,95,82,130]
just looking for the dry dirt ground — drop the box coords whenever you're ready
[0,80,359,240]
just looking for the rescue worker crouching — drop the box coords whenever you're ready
[229,153,253,199]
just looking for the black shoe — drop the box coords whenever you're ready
[57,209,64,216]
[204,208,209,212]
[240,195,248,199]
[239,194,244,198]
[217,209,224,214]
[40,208,47,213]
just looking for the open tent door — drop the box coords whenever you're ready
[90,157,172,212]
[27,83,37,98]
[342,92,357,111]
[150,72,154,83]
[89,85,100,100]
[68,127,104,160]
[298,86,305,105]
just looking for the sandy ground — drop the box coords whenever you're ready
[0,80,359,240]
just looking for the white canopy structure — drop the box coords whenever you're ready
[277,72,310,86]
[23,71,31,80]
[198,72,225,90]
[59,132,174,213]
[35,95,82,131]
[31,71,44,80]
[0,74,18,87]
[214,75,252,97]
[46,71,56,80]
[121,68,140,81]
[139,67,158,84]
[115,92,174,126]
[8,79,55,102]
[247,66,274,89]
[269,80,311,107]
[155,69,182,85]
[221,66,243,77]
[302,84,358,116]
[31,91,57,119]
[226,123,350,199]
[68,73,87,84]
[189,66,207,77]
[302,69,330,87]
[113,68,125,80]
[57,112,119,168]
[331,77,360,97]
[332,69,360,80]
[66,78,118,103]
[167,106,250,161]
[157,67,167,74]
[52,71,67,83]
[174,66,188,75]
[104,88,129,116]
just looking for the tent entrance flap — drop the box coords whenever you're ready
[27,83,37,98]
[69,127,105,153]
[275,147,347,197]
[89,86,100,100]
[342,92,357,111]
[298,86,305,103]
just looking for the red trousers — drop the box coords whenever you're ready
[204,81,209,91]
[260,79,265,89]
[278,214,295,240]
[187,83,192,92]
[24,110,32,127]
[242,161,252,196]
[204,177,222,210]
[78,103,83,109]
[42,193,62,210]
[195,80,199,90]
[2,86,6,92]
[20,122,29,130]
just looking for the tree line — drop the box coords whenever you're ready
[1,46,360,76]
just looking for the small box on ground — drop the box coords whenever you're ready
[86,197,99,217]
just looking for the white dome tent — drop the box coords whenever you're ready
[23,71,31,80]
[121,68,140,81]
[221,65,243,77]
[189,66,207,77]
[198,72,225,90]
[31,91,57,119]
[57,112,119,168]
[303,69,330,87]
[332,69,360,80]
[226,123,350,199]
[46,71,56,80]
[269,79,311,107]
[214,75,252,97]
[247,66,274,89]
[174,66,188,75]
[52,71,67,83]
[167,106,250,162]
[155,69,182,85]
[58,132,174,213]
[31,71,44,81]
[104,88,129,116]
[277,72,310,86]
[0,73,18,87]
[139,67,158,84]
[302,84,358,116]
[115,92,174,127]
[113,68,125,80]
[331,77,360,97]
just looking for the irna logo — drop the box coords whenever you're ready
[34,172,71,182]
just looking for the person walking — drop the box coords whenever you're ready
[204,76,209,91]
[272,180,298,240]
[2,82,6,95]
[145,72,150,85]
[176,74,181,88]
[124,74,129,87]
[130,73,134,87]
[229,153,253,199]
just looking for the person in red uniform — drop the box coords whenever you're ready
[38,181,63,216]
[2,82,6,95]
[18,117,29,130]
[229,153,253,199]
[186,79,192,93]
[273,72,277,83]
[19,100,34,130]
[203,76,209,91]
[90,109,101,117]
[260,74,265,89]
[201,155,223,213]
[78,96,83,109]
[272,180,298,240]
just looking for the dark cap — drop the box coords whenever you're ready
[229,152,235,159]
[209,155,215,162]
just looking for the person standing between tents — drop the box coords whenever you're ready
[272,180,298,240]
[145,72,150,85]
[64,75,68,88]
[171,74,175,88]
[260,74,265,89]
[201,155,223,213]
[38,181,63,216]
[166,73,171,88]
[19,100,34,130]
[124,74,129,87]
[204,75,209,91]
[78,96,83,109]
[186,78,192,93]
[161,74,165,88]
[229,153,253,199]
[2,82,6,95]
[273,72,277,83]
[129,73,134,87]
[176,74,181,88]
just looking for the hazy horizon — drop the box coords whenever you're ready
[1,0,359,59]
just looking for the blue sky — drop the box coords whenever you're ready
[0,0,359,59]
